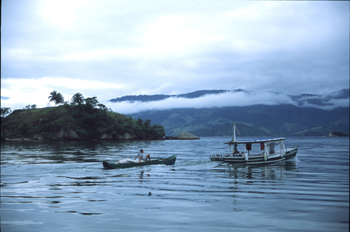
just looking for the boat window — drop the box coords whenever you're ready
[268,141,280,154]
[246,143,252,151]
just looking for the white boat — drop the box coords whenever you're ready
[209,122,298,165]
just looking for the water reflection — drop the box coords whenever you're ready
[1,140,165,166]
[1,138,348,232]
[51,176,108,187]
[211,160,298,181]
[1,149,101,165]
[55,211,102,216]
[138,170,151,179]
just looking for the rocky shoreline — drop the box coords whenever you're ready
[325,132,348,137]
[165,132,200,140]
[2,131,201,142]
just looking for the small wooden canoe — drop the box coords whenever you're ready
[102,155,177,169]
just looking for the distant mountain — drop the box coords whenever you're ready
[128,104,349,137]
[109,89,349,137]
[109,89,244,103]
[110,88,349,108]
[327,89,349,99]
[289,89,349,107]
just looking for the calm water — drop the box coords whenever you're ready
[1,137,349,232]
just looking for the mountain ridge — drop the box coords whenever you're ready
[128,104,349,137]
[109,89,244,103]
[110,89,349,108]
[108,89,349,137]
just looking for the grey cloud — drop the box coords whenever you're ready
[106,89,349,115]
[1,0,349,110]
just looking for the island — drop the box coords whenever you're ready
[1,92,165,141]
[326,132,348,137]
[164,132,200,140]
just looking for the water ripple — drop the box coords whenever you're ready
[1,137,349,231]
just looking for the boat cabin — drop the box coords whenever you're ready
[209,137,288,163]
[224,138,287,161]
[209,122,297,164]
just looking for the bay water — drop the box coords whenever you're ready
[1,137,349,232]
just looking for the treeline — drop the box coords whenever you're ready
[109,90,231,103]
[1,91,165,140]
[129,105,349,137]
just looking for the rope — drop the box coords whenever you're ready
[234,123,242,138]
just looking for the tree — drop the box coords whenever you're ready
[150,124,165,139]
[85,97,98,108]
[1,107,11,118]
[48,91,64,106]
[24,104,36,110]
[71,92,84,105]
[97,103,108,111]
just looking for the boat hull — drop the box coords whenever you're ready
[210,147,298,165]
[102,155,177,169]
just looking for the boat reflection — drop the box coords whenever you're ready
[138,170,151,181]
[211,160,298,181]
[139,170,148,179]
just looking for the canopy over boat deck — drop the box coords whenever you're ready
[225,137,285,145]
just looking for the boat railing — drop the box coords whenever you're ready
[211,143,286,159]
[210,152,265,158]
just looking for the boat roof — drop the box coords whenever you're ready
[224,137,285,145]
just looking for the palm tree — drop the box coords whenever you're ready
[71,92,84,105]
[1,107,11,118]
[48,90,64,106]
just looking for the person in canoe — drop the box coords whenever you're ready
[135,149,152,163]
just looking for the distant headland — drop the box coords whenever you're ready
[326,132,348,137]
[1,92,165,142]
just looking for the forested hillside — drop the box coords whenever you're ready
[1,92,165,141]
[110,90,234,102]
[108,89,349,137]
[129,104,349,137]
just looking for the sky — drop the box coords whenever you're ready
[1,0,349,114]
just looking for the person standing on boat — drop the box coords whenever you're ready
[135,149,152,163]
[233,143,242,156]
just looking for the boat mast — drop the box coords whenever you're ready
[233,121,236,141]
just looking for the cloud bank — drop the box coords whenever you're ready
[1,0,349,111]
[107,90,349,115]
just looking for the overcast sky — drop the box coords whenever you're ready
[1,0,349,113]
